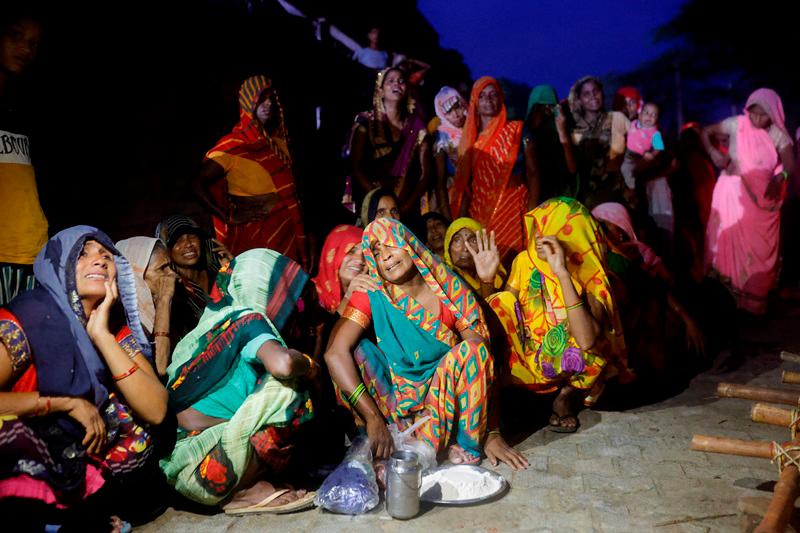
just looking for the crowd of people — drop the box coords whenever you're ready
[2,9,798,531]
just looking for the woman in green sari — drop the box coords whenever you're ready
[160,249,317,514]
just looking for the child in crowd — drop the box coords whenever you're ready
[621,102,665,190]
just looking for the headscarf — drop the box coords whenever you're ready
[590,202,661,272]
[155,215,221,275]
[207,75,291,165]
[451,76,520,219]
[520,198,627,369]
[312,225,363,313]
[363,218,488,342]
[167,249,308,410]
[360,187,399,227]
[9,226,151,407]
[434,86,465,147]
[745,88,789,139]
[526,84,558,119]
[115,237,159,335]
[612,86,642,116]
[443,217,506,291]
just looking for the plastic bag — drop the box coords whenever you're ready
[389,416,437,472]
[314,436,379,514]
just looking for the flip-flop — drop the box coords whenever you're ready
[547,413,579,434]
[224,489,317,515]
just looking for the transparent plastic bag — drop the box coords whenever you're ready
[314,436,379,514]
[389,416,437,472]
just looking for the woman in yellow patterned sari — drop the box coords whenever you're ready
[489,197,632,432]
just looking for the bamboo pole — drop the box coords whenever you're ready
[781,351,800,365]
[717,383,800,406]
[755,465,800,533]
[784,371,800,385]
[752,403,795,428]
[689,435,774,459]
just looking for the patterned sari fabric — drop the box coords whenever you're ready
[312,225,363,314]
[451,77,526,263]
[0,226,154,507]
[705,88,793,314]
[341,218,492,457]
[206,75,306,263]
[161,249,313,505]
[488,198,632,401]
[443,217,506,293]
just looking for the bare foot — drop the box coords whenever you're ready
[222,480,307,511]
[447,444,480,465]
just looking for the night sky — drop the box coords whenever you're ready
[419,0,688,99]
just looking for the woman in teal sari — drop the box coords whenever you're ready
[160,249,317,514]
[325,218,528,469]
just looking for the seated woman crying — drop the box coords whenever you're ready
[325,218,524,467]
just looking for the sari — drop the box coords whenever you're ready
[488,198,632,403]
[341,218,493,457]
[160,249,313,505]
[351,68,428,206]
[0,227,154,508]
[705,88,793,314]
[312,225,364,314]
[206,75,306,263]
[451,77,526,263]
[443,217,506,292]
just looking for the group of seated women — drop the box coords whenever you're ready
[3,189,708,528]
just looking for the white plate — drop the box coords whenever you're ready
[420,464,508,505]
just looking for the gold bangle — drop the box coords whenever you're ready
[113,364,139,382]
[566,301,584,311]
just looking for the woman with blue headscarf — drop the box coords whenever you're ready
[0,226,168,530]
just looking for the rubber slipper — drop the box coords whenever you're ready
[225,490,317,515]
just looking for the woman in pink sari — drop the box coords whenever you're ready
[702,88,795,314]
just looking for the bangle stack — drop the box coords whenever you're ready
[113,364,139,382]
[348,383,366,406]
[153,331,170,338]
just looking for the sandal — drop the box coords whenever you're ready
[224,489,317,515]
[547,413,579,433]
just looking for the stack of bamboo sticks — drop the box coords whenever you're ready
[690,352,800,532]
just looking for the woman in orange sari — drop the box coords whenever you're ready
[193,75,308,267]
[451,77,527,265]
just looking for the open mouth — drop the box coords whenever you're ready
[182,250,198,259]
[85,272,108,281]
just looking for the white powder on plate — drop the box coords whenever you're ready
[420,467,502,501]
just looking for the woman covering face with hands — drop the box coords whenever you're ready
[489,198,633,433]
[0,226,168,530]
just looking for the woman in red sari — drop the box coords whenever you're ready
[194,75,308,267]
[451,77,527,265]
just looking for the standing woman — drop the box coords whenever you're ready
[0,227,168,530]
[349,67,431,219]
[703,88,795,314]
[194,75,308,266]
[568,76,629,209]
[432,86,467,220]
[450,77,527,264]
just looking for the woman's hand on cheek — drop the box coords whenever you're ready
[86,278,118,343]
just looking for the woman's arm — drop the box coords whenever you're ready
[524,139,542,210]
[539,236,601,350]
[325,317,394,458]
[701,122,731,170]
[192,160,228,222]
[434,150,453,220]
[88,281,167,425]
[151,274,176,377]
[328,24,362,53]
[256,340,313,379]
